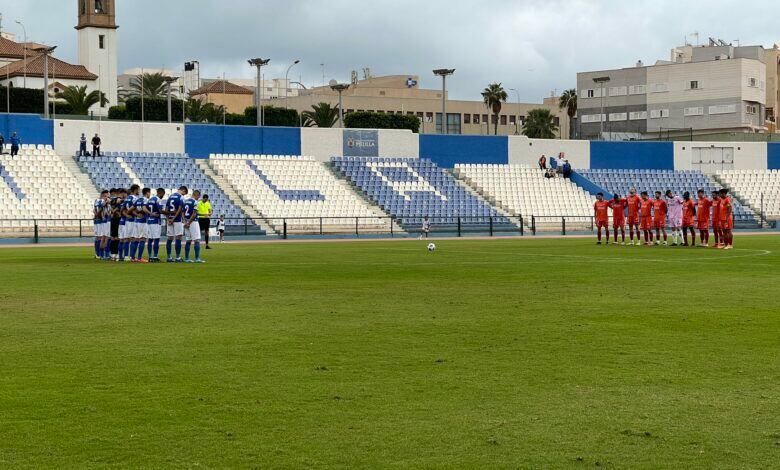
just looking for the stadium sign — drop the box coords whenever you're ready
[343,130,379,157]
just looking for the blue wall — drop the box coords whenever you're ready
[769,143,780,170]
[570,170,610,196]
[184,124,301,158]
[590,141,674,170]
[419,135,508,168]
[0,114,54,145]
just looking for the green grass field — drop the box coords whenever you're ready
[1,236,779,468]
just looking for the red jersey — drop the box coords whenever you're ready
[653,199,667,220]
[610,199,627,221]
[626,195,641,218]
[697,197,712,224]
[640,199,653,217]
[594,200,611,222]
[719,197,732,221]
[682,199,695,226]
[711,198,721,225]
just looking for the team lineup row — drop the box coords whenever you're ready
[593,188,736,249]
[93,185,206,263]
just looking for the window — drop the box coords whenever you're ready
[746,105,758,114]
[650,83,668,93]
[464,113,471,124]
[436,113,461,134]
[628,85,646,95]
[609,86,627,97]
[482,114,488,122]
[581,114,605,123]
[748,77,758,88]
[585,89,595,98]
[99,35,105,49]
[425,112,434,123]
[379,91,386,96]
[709,104,736,115]
[94,0,105,14]
[509,115,516,125]
[650,109,670,119]
[608,112,627,122]
[684,107,704,116]
[473,114,480,124]
[689,80,699,90]
[500,115,507,125]
[416,112,423,118]
[491,115,498,124]
[629,111,647,120]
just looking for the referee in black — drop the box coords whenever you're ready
[196,194,213,249]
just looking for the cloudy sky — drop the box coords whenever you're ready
[1,0,777,102]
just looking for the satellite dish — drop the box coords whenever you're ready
[328,79,337,86]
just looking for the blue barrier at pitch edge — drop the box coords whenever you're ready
[0,114,54,146]
[419,134,508,168]
[590,141,673,170]
[769,143,780,170]
[184,124,301,158]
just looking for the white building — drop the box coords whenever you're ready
[76,0,119,115]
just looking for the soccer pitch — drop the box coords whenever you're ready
[1,237,779,468]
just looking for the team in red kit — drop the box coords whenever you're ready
[593,188,734,249]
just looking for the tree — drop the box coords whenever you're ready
[54,85,107,115]
[481,83,508,135]
[121,72,169,100]
[302,102,339,128]
[186,99,224,123]
[559,89,578,139]
[522,108,559,139]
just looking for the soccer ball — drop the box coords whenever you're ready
[427,243,436,252]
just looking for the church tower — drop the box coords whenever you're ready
[76,0,118,114]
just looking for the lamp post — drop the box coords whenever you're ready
[248,58,270,126]
[509,88,521,135]
[330,83,350,128]
[164,76,178,123]
[284,59,300,109]
[15,21,27,88]
[593,76,610,140]
[34,45,56,119]
[433,69,455,134]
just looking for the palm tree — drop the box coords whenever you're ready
[522,108,559,139]
[122,72,168,100]
[481,83,508,135]
[301,102,339,128]
[559,89,578,139]
[185,98,224,123]
[54,85,107,115]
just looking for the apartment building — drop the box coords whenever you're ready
[577,42,769,140]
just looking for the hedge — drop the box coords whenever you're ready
[108,105,127,120]
[344,111,420,133]
[124,96,184,122]
[243,106,300,127]
[0,86,47,114]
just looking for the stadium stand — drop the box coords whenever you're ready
[577,169,757,224]
[716,170,780,220]
[208,155,393,233]
[454,164,593,230]
[0,145,93,232]
[331,157,513,229]
[77,152,250,226]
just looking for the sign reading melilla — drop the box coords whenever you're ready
[343,130,379,157]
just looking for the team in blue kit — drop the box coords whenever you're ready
[92,185,206,264]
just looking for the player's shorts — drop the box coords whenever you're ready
[667,217,682,228]
[93,222,105,237]
[640,216,652,230]
[682,219,695,229]
[612,218,625,228]
[720,217,733,230]
[627,215,639,226]
[596,220,609,229]
[135,223,149,239]
[118,223,126,239]
[168,221,184,237]
[696,220,709,231]
[110,219,120,238]
[185,222,201,241]
[653,218,666,229]
[126,221,137,238]
[147,223,162,240]
[711,219,720,229]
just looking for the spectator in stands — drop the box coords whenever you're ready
[10,132,20,156]
[79,133,88,157]
[562,160,572,179]
[538,155,547,170]
[197,194,213,249]
[91,133,102,157]
[545,168,556,179]
[216,215,226,243]
[0,133,4,154]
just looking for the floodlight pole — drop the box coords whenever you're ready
[330,83,350,128]
[15,21,27,88]
[164,76,178,123]
[593,76,610,140]
[35,45,57,119]
[248,58,270,126]
[284,59,300,109]
[433,68,455,134]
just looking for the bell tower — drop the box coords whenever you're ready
[76,0,118,114]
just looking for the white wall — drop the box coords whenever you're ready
[509,136,590,169]
[673,141,767,171]
[378,129,418,158]
[54,120,185,154]
[300,128,343,161]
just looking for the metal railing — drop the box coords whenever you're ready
[0,213,772,243]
